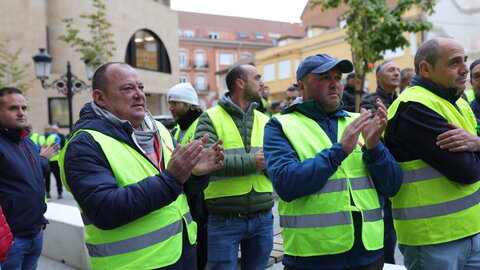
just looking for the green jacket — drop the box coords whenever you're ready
[195,94,273,215]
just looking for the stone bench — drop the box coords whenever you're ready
[42,202,90,270]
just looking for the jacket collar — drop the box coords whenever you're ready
[0,126,29,142]
[376,86,398,101]
[284,98,349,120]
[411,75,462,105]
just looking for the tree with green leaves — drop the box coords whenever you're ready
[0,40,33,91]
[311,0,436,112]
[58,0,116,68]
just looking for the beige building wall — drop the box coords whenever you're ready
[1,0,178,133]
[255,26,419,101]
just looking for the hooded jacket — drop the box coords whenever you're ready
[62,102,207,230]
[0,127,48,237]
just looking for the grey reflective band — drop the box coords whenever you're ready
[311,176,373,195]
[82,211,193,227]
[223,147,263,155]
[86,220,182,257]
[350,176,374,190]
[81,213,92,226]
[311,178,346,194]
[280,211,351,228]
[224,148,246,155]
[363,208,382,222]
[402,166,443,184]
[209,170,265,182]
[393,189,480,220]
[251,146,263,153]
[184,212,193,224]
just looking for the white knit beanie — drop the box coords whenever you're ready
[167,83,199,106]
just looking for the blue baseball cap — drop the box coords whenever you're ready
[296,54,354,81]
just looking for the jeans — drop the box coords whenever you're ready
[399,233,480,270]
[0,231,43,270]
[207,210,273,270]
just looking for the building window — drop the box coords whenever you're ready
[179,75,188,83]
[277,39,287,46]
[240,52,251,60]
[183,30,195,37]
[195,51,206,68]
[237,31,248,38]
[254,33,265,39]
[196,75,207,91]
[278,59,291,79]
[219,53,234,65]
[125,29,171,73]
[307,28,314,38]
[179,51,188,68]
[384,47,405,59]
[410,32,417,55]
[263,63,275,82]
[209,32,219,39]
[48,98,69,128]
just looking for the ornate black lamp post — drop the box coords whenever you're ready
[32,48,95,132]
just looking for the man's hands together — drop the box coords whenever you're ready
[167,134,224,184]
[340,99,387,154]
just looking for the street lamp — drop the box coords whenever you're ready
[32,48,93,132]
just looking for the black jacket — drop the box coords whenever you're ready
[341,86,367,112]
[0,127,48,237]
[385,76,480,184]
[360,86,398,114]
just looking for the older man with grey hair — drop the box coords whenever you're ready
[360,60,400,114]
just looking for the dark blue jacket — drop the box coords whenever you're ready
[63,103,207,230]
[264,99,402,269]
[0,127,48,238]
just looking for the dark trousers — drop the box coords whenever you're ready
[46,161,63,194]
[157,228,197,270]
[382,198,396,264]
[284,257,384,270]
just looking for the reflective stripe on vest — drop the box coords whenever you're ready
[281,206,382,229]
[276,111,383,256]
[387,85,480,246]
[58,121,197,269]
[203,106,272,199]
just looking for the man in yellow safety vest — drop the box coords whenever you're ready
[385,37,480,269]
[59,62,223,269]
[263,54,402,270]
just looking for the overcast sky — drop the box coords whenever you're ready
[170,0,308,23]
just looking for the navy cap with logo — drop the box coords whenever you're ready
[296,54,354,81]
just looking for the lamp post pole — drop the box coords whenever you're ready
[65,61,74,132]
[32,48,94,132]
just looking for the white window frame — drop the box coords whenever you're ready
[219,53,234,65]
[263,64,275,82]
[278,59,291,79]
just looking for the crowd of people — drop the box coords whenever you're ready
[0,36,479,270]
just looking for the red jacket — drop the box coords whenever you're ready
[0,206,13,262]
